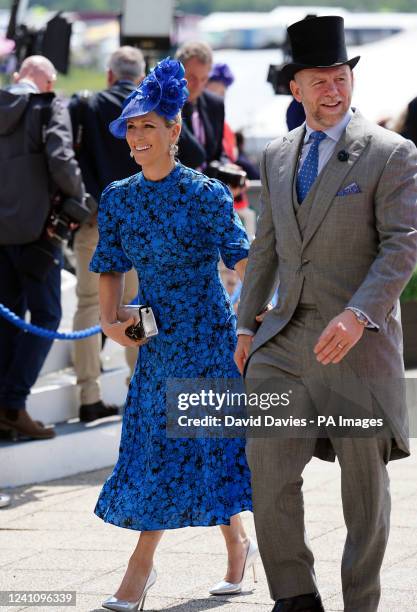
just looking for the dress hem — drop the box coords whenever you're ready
[94,504,253,532]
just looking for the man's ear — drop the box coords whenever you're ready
[289,78,302,103]
[12,71,19,83]
[107,69,115,87]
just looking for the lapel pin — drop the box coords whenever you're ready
[338,150,349,162]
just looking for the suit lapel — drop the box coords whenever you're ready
[302,110,371,249]
[276,126,305,247]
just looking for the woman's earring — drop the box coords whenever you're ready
[129,150,134,158]
[169,143,178,157]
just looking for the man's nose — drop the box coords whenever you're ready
[324,80,339,95]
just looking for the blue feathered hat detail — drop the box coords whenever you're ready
[109,57,189,139]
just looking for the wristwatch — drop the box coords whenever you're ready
[348,308,369,327]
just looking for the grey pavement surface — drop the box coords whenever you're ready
[0,442,416,612]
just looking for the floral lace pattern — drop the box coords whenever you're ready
[90,163,252,530]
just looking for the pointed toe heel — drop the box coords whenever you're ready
[209,538,259,596]
[102,567,157,611]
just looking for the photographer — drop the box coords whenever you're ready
[0,55,85,440]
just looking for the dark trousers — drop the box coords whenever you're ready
[0,243,62,410]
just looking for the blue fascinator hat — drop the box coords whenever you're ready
[208,63,234,88]
[109,57,189,139]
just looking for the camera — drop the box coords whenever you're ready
[206,161,246,189]
[17,192,96,281]
[48,193,97,243]
[267,64,291,96]
[267,14,317,96]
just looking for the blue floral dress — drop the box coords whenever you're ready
[90,163,253,531]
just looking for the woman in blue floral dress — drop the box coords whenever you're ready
[90,59,257,611]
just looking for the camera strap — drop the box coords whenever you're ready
[73,90,93,156]
[40,103,52,145]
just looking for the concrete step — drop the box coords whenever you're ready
[0,269,133,488]
[30,332,131,425]
[0,337,130,488]
[27,364,130,425]
[0,418,121,488]
[40,339,73,376]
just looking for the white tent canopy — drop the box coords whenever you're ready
[352,29,417,123]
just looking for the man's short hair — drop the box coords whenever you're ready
[175,41,213,66]
[108,46,146,81]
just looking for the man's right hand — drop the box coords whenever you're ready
[234,334,254,375]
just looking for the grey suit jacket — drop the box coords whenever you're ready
[238,110,417,459]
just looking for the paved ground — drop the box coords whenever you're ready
[1,441,416,612]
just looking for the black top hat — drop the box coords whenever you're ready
[282,15,360,81]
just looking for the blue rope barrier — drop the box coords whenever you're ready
[0,281,247,340]
[0,302,101,340]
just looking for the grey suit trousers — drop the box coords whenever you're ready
[245,307,391,612]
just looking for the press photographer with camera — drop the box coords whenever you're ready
[0,55,87,441]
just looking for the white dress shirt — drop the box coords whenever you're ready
[298,109,353,174]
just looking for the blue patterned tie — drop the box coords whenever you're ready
[296,131,327,203]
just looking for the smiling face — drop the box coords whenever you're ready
[290,64,353,130]
[125,111,181,171]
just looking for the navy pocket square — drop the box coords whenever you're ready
[337,182,361,196]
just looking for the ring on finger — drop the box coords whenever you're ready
[337,342,345,350]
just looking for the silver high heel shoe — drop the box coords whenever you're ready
[102,567,157,611]
[209,538,259,595]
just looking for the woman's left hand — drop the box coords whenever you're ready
[102,317,148,347]
[117,306,138,322]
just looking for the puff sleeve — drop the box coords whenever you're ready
[89,182,133,273]
[198,178,250,270]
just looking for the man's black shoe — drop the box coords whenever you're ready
[79,401,120,423]
[272,592,325,612]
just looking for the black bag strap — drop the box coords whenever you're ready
[20,93,53,154]
[39,102,52,145]
[100,89,124,107]
[73,89,93,155]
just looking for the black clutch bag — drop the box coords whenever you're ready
[124,305,158,341]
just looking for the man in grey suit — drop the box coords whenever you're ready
[235,16,417,612]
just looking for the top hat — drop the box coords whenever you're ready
[282,16,360,82]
